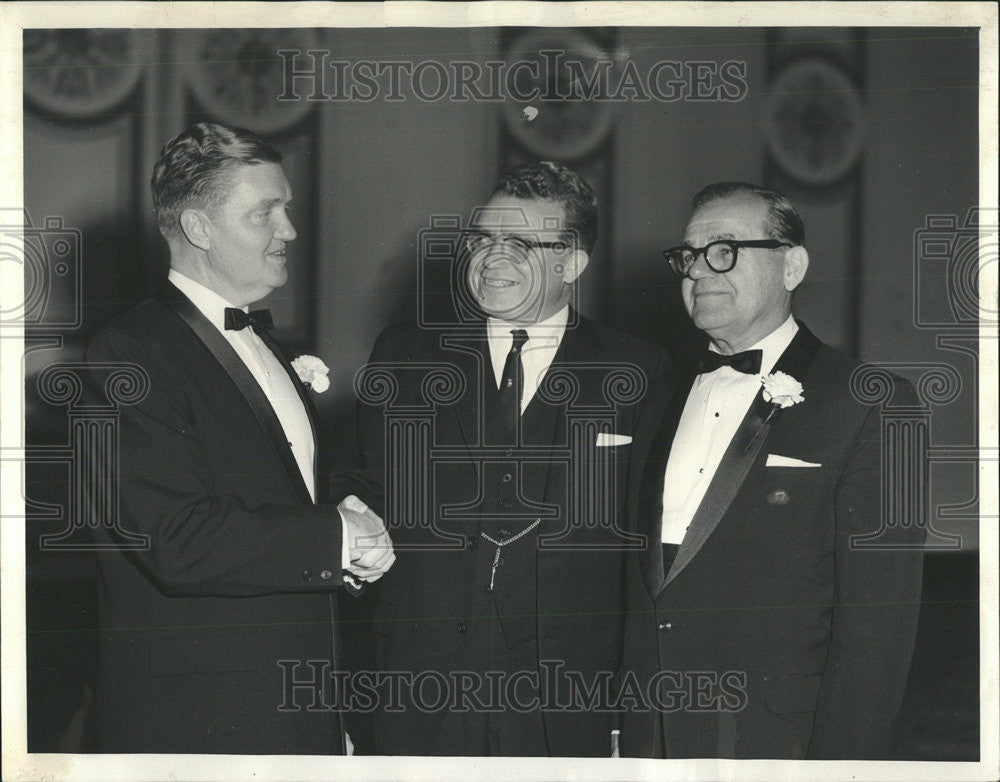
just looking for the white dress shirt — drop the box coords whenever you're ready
[170,269,316,499]
[168,270,350,568]
[661,316,799,544]
[487,306,569,412]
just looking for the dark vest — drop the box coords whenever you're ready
[470,369,541,648]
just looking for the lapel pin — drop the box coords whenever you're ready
[767,489,791,505]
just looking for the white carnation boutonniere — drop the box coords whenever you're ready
[761,371,804,410]
[291,355,330,393]
[745,371,803,453]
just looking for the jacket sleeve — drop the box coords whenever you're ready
[807,379,925,759]
[86,326,347,597]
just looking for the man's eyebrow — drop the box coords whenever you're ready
[683,231,737,245]
[251,196,289,210]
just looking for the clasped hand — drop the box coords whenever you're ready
[338,495,395,582]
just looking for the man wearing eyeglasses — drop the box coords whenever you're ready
[354,162,670,756]
[618,182,924,759]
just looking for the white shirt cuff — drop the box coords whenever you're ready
[339,509,351,569]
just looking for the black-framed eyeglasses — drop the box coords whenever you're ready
[464,230,571,258]
[662,239,793,277]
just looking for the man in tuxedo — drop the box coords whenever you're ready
[619,182,925,759]
[85,123,394,753]
[355,162,669,756]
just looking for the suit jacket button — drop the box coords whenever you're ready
[457,622,467,634]
[302,570,313,582]
[658,620,672,632]
[320,569,333,580]
[502,473,513,483]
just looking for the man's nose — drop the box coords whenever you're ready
[275,211,297,242]
[482,250,515,268]
[686,250,714,279]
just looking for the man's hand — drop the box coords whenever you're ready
[338,495,395,582]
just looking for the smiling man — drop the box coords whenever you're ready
[464,191,588,325]
[85,123,393,753]
[355,162,670,756]
[619,182,925,759]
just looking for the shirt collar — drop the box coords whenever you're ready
[168,268,245,330]
[486,305,569,351]
[717,315,798,376]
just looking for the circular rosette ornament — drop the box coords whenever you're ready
[762,58,865,187]
[23,29,148,116]
[183,29,317,134]
[502,29,616,160]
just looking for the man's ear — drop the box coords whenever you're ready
[561,249,590,284]
[179,208,212,252]
[783,246,809,292]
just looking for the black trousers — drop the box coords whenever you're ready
[429,599,548,756]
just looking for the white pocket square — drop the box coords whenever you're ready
[766,454,821,468]
[596,433,632,447]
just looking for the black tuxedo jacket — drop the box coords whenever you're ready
[354,314,670,756]
[620,322,925,759]
[85,284,354,754]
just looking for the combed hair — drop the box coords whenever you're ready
[151,122,281,238]
[491,161,599,254]
[691,181,805,246]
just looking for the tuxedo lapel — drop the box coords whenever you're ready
[637,371,694,598]
[162,285,313,504]
[661,322,822,590]
[257,328,321,484]
[662,386,772,589]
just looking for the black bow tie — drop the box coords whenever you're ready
[224,307,274,334]
[697,349,763,375]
